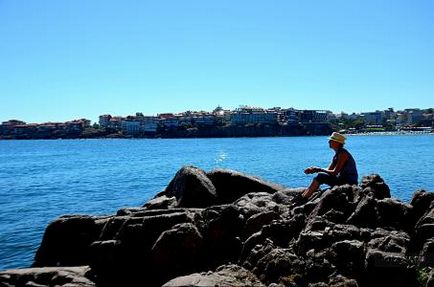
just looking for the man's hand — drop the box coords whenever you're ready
[304,166,319,174]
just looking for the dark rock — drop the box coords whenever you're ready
[326,224,362,242]
[115,207,143,216]
[243,210,281,239]
[303,251,336,285]
[307,185,358,224]
[364,250,417,287]
[347,195,378,228]
[150,223,204,284]
[416,200,434,227]
[88,239,119,283]
[426,268,434,287]
[367,229,410,254]
[360,174,391,199]
[241,238,276,271]
[296,223,362,256]
[272,189,299,205]
[419,239,434,267]
[234,192,282,218]
[296,230,326,255]
[252,248,305,286]
[410,190,434,224]
[328,275,359,287]
[240,215,304,268]
[278,187,306,197]
[305,217,334,232]
[412,201,434,252]
[376,198,412,230]
[300,199,321,216]
[0,266,95,287]
[261,215,306,247]
[143,195,177,209]
[207,169,282,204]
[97,216,127,241]
[199,205,244,269]
[5,169,433,287]
[33,215,104,267]
[164,165,217,207]
[89,209,199,286]
[162,264,265,287]
[328,240,365,280]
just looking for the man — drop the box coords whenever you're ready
[302,132,358,198]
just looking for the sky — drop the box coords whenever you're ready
[0,0,433,124]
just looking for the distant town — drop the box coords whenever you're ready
[1,106,433,139]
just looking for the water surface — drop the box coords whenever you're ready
[0,135,433,269]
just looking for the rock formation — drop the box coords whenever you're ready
[1,166,434,287]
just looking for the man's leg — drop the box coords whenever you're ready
[302,179,320,198]
[302,173,338,198]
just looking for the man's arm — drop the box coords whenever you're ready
[317,152,349,175]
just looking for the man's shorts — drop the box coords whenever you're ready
[314,172,344,187]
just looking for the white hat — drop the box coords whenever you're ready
[328,132,346,144]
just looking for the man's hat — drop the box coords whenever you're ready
[328,132,346,144]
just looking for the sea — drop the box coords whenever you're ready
[1,135,433,270]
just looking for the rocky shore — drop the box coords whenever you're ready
[1,166,434,287]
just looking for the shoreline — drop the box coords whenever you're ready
[346,130,433,136]
[1,130,433,140]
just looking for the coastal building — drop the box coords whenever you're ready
[0,120,27,136]
[178,113,193,127]
[362,111,384,125]
[161,118,180,128]
[395,112,407,127]
[266,107,288,123]
[65,122,84,133]
[2,119,26,126]
[213,106,231,124]
[299,110,331,123]
[158,113,180,128]
[142,116,159,133]
[212,106,225,116]
[407,109,424,125]
[13,124,35,137]
[121,119,141,135]
[68,119,91,128]
[133,113,158,133]
[348,113,362,120]
[231,106,278,125]
[422,112,434,127]
[383,108,395,120]
[37,123,61,138]
[158,113,175,119]
[192,114,216,126]
[109,117,123,129]
[282,108,300,124]
[99,115,112,127]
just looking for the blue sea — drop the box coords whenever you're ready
[1,135,433,270]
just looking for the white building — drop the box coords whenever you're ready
[161,117,180,128]
[121,120,141,135]
[363,111,384,125]
[142,117,159,133]
[231,106,278,125]
[193,114,216,126]
[300,110,331,123]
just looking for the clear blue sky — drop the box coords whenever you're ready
[1,0,433,123]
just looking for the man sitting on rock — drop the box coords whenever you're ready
[302,132,358,198]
